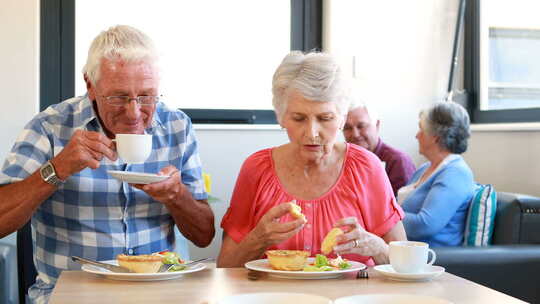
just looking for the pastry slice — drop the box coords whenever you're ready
[321,228,344,255]
[117,254,163,273]
[289,200,306,221]
[266,250,310,271]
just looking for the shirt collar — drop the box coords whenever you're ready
[373,138,383,154]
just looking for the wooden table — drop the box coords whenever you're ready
[49,263,525,303]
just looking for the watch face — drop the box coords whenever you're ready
[42,164,54,178]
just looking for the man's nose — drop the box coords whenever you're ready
[352,127,360,137]
[124,99,142,119]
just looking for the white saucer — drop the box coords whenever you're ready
[218,293,332,304]
[334,294,452,304]
[108,170,169,184]
[373,264,445,282]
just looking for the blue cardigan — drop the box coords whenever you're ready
[401,156,474,247]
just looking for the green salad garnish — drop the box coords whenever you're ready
[315,254,328,267]
[161,251,181,265]
[338,261,351,269]
[167,264,187,272]
[302,254,352,271]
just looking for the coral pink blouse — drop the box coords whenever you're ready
[221,144,404,266]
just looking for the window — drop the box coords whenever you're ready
[40,0,323,124]
[466,0,540,123]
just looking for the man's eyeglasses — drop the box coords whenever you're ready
[100,95,161,106]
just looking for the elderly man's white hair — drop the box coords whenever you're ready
[82,25,159,86]
[272,51,352,123]
[348,98,379,122]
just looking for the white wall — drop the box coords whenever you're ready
[464,130,540,197]
[323,0,460,166]
[0,0,40,246]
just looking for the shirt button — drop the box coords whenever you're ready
[306,224,312,229]
[305,245,311,250]
[306,203,312,208]
[128,248,134,255]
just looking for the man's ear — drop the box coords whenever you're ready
[84,74,96,101]
[375,119,381,131]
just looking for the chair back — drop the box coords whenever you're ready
[17,221,37,304]
[493,192,540,244]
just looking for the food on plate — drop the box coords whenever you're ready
[321,227,344,255]
[303,254,352,272]
[266,250,310,271]
[289,200,306,221]
[116,251,188,273]
[155,251,188,272]
[157,250,185,265]
[117,254,163,273]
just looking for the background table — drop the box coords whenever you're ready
[49,263,525,303]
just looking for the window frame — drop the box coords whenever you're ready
[40,0,323,124]
[465,0,540,123]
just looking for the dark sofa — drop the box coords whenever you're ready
[435,192,540,303]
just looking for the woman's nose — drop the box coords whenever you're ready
[308,121,320,138]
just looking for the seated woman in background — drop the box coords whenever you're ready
[217,51,406,268]
[399,102,474,247]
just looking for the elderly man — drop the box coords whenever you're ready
[343,103,416,196]
[0,25,214,302]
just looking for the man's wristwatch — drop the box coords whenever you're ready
[40,161,64,187]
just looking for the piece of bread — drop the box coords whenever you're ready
[117,254,163,273]
[266,250,310,271]
[321,228,344,255]
[289,201,306,221]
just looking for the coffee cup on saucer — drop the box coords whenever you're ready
[114,134,152,164]
[389,241,436,274]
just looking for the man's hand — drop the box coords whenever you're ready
[53,130,117,180]
[131,166,186,204]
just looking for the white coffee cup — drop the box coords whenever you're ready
[389,241,436,273]
[115,134,152,164]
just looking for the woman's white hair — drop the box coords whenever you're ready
[272,51,352,123]
[82,25,159,86]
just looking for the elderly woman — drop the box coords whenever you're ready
[398,102,475,247]
[217,52,406,268]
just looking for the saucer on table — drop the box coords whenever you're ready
[217,293,332,304]
[334,294,452,304]
[373,264,445,281]
[108,170,169,184]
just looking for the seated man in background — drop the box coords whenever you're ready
[343,102,416,197]
[0,25,214,303]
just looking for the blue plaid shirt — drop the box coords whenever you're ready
[0,96,207,303]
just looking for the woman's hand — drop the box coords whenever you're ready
[333,217,389,264]
[249,202,306,248]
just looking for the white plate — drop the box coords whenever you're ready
[244,258,366,279]
[108,170,169,184]
[334,294,452,304]
[218,293,332,304]
[81,260,206,281]
[373,264,445,282]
